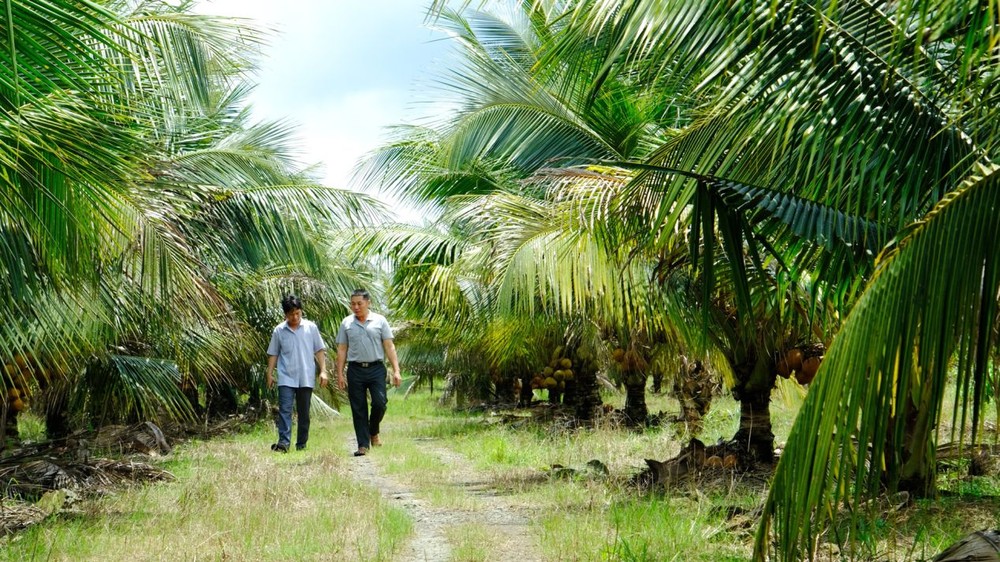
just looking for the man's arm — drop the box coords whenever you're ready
[266,355,278,389]
[383,339,402,387]
[335,343,348,390]
[315,349,328,388]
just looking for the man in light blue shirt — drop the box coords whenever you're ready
[266,295,328,452]
[335,289,401,456]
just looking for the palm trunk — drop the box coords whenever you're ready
[494,376,516,403]
[44,383,72,439]
[207,383,239,417]
[181,375,204,417]
[892,395,937,497]
[731,355,775,463]
[574,364,602,422]
[673,358,713,436]
[623,373,648,426]
[732,389,775,463]
[518,375,534,406]
[1,403,17,449]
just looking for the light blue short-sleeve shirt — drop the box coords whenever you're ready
[335,312,393,362]
[267,318,326,388]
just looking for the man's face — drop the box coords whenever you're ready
[285,308,302,329]
[350,296,370,318]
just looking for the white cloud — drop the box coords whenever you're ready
[281,88,401,186]
[193,0,450,204]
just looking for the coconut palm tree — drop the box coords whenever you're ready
[1,1,377,439]
[416,2,1000,557]
[355,2,695,414]
[456,1,999,559]
[375,1,841,458]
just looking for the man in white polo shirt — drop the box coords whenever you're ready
[335,289,401,457]
[266,295,328,453]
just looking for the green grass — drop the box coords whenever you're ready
[3,383,999,561]
[1,423,411,562]
[375,387,773,560]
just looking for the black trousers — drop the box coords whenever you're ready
[346,362,388,449]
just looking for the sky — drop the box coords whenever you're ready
[193,1,453,206]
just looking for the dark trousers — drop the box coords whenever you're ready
[276,385,312,448]
[347,362,388,449]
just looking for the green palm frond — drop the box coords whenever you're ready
[1,0,375,434]
[116,7,264,110]
[445,103,620,171]
[355,125,513,205]
[419,5,666,173]
[79,354,195,425]
[166,121,309,188]
[481,315,563,374]
[0,0,125,104]
[0,286,109,390]
[0,93,143,287]
[756,163,1000,560]
[615,162,891,304]
[348,219,480,323]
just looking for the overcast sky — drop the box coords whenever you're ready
[193,1,452,202]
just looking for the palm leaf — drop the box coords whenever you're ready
[79,354,195,425]
[756,163,1000,560]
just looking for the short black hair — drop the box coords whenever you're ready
[351,289,370,301]
[281,294,302,314]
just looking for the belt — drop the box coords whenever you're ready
[349,361,383,368]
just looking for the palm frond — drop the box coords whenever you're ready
[756,163,1000,560]
[79,354,195,425]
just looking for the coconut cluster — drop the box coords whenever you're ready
[775,347,822,384]
[610,347,647,371]
[3,356,32,412]
[531,349,575,392]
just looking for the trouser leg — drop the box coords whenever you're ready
[295,387,312,448]
[368,364,389,437]
[347,366,371,449]
[276,385,294,447]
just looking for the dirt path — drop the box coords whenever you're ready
[344,437,542,562]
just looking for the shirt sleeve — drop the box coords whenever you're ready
[312,324,327,353]
[266,327,281,356]
[335,318,348,345]
[381,317,394,341]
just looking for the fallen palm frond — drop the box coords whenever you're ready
[0,421,179,501]
[310,394,341,420]
[0,501,48,536]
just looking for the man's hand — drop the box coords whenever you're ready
[266,355,278,390]
[319,372,329,388]
[391,369,402,388]
[337,376,346,391]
